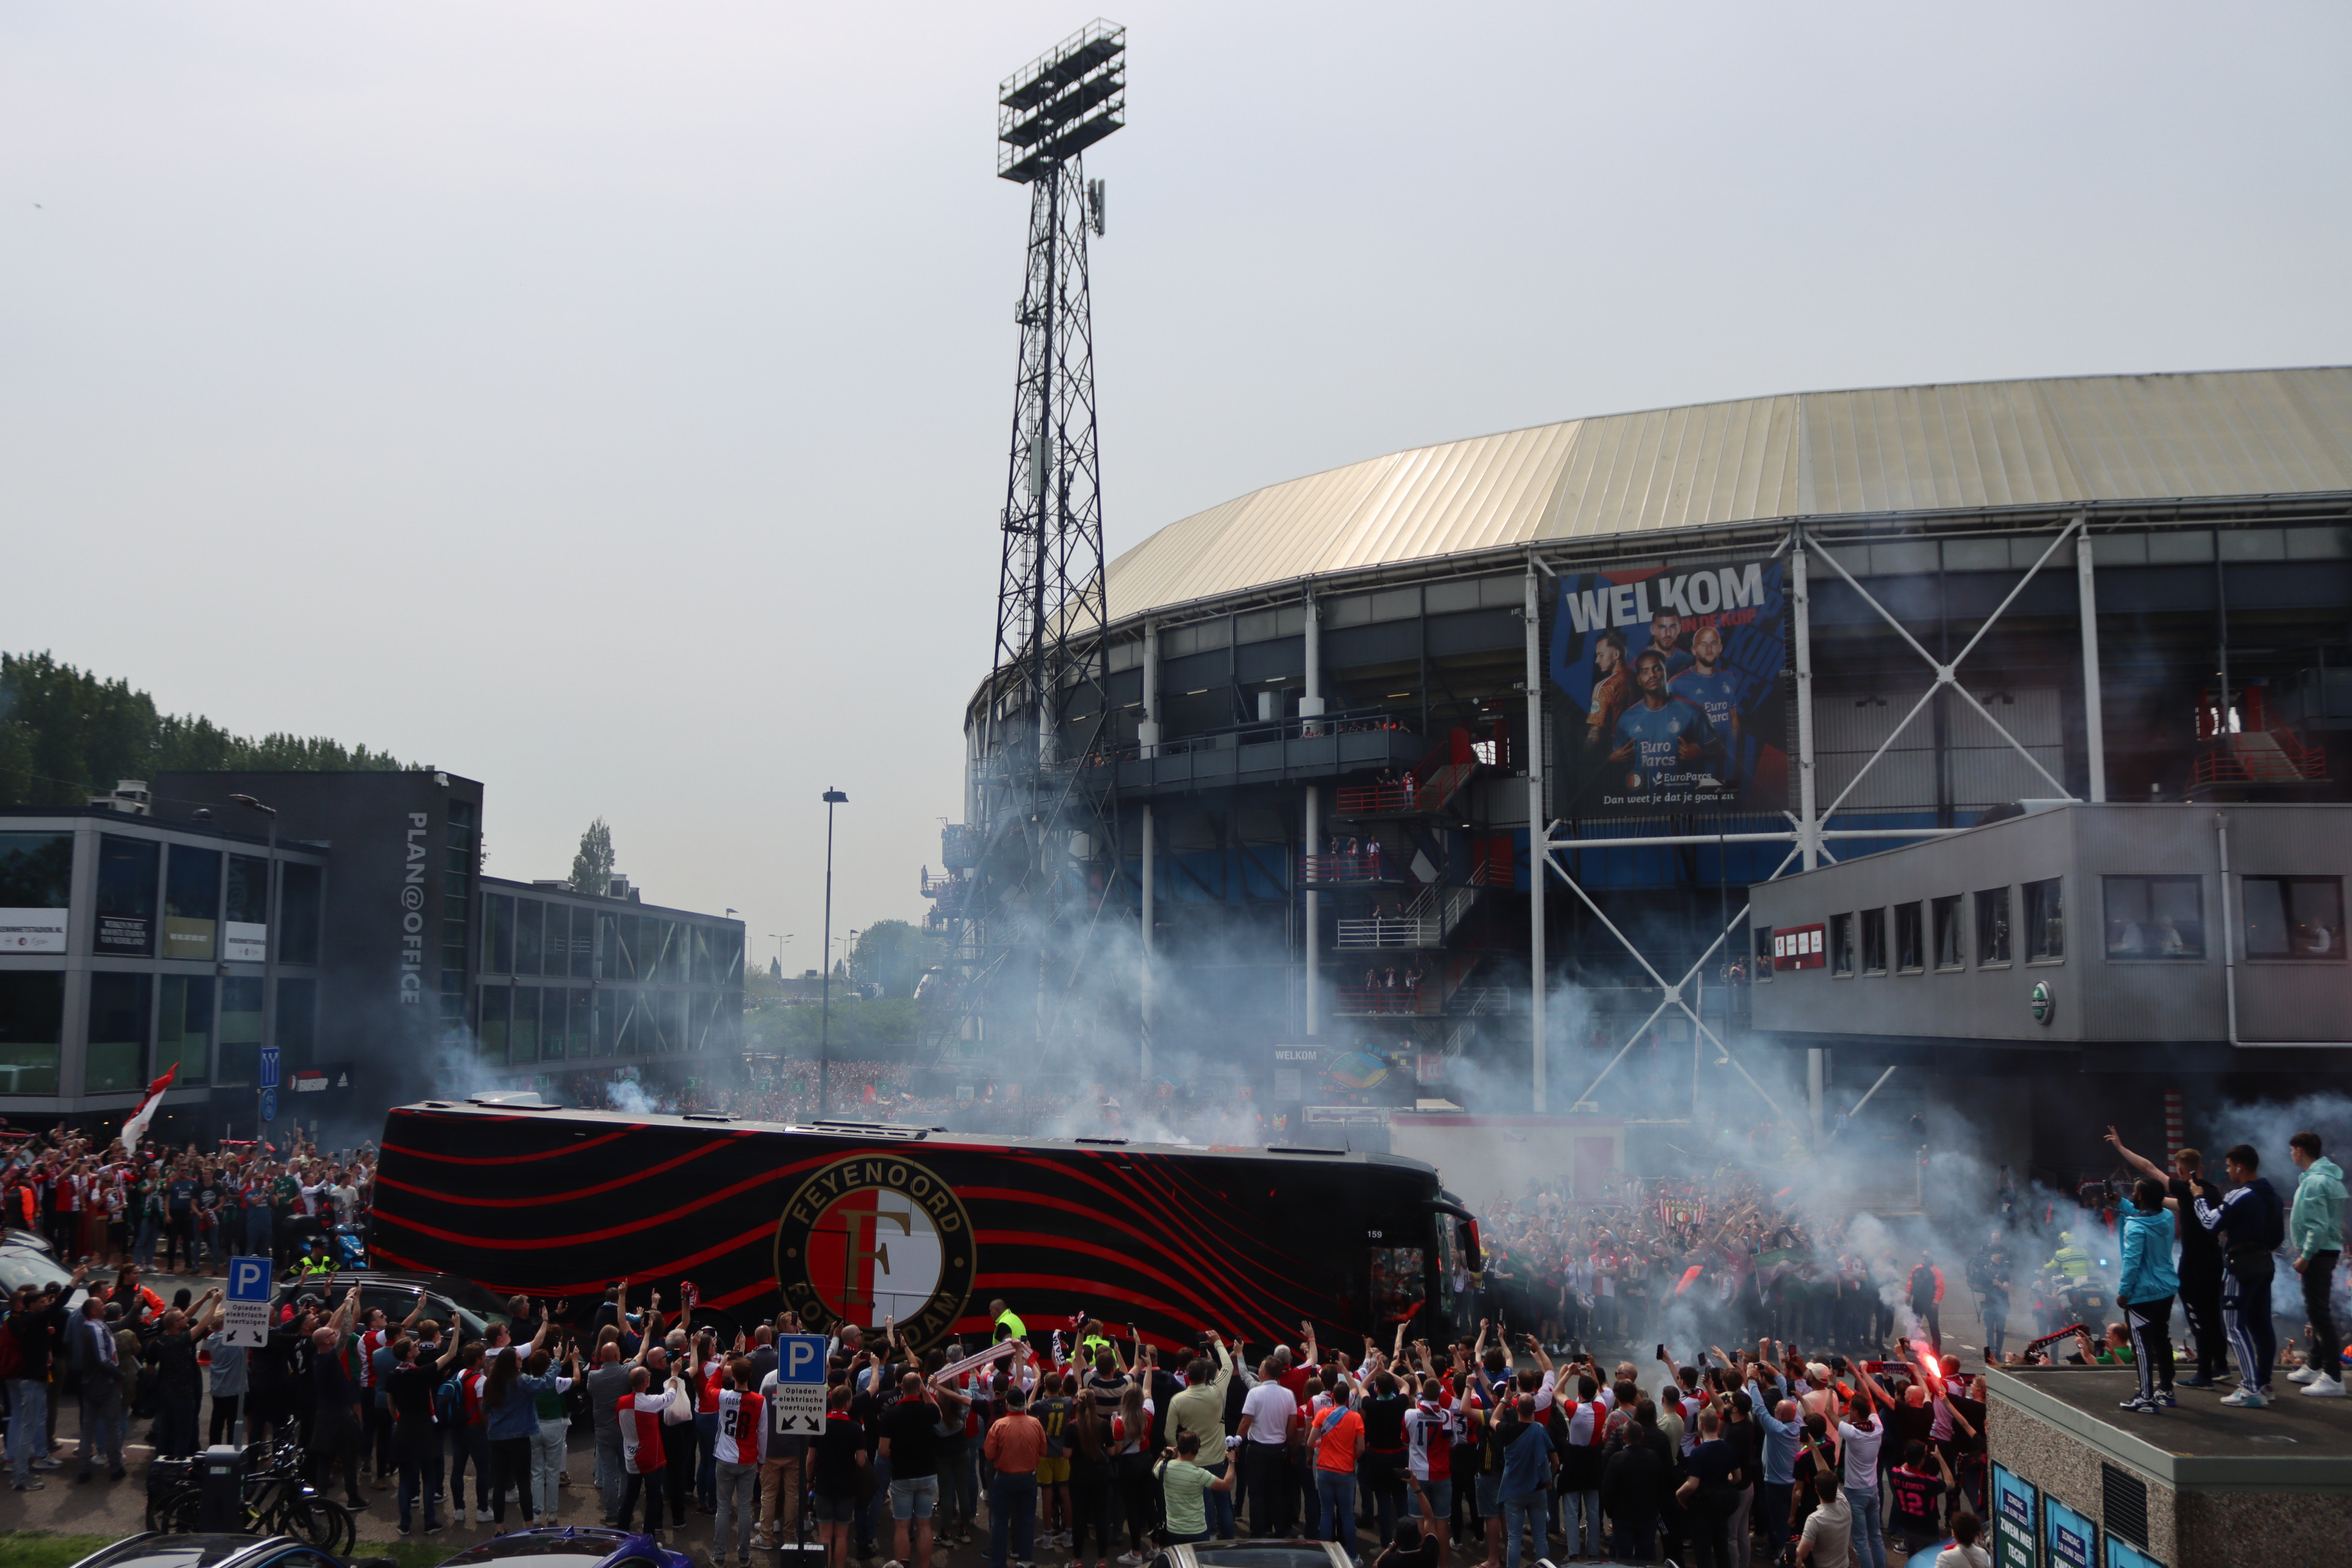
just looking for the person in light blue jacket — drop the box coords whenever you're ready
[2116,1179,2180,1414]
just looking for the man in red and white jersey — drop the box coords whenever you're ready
[616,1363,680,1536]
[713,1360,766,1566]
[1553,1371,1610,1558]
[1402,1374,1460,1551]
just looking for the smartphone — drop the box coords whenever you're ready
[1656,1344,1667,1362]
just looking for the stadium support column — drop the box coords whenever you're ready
[1302,590,1324,1036]
[1140,801,1155,1080]
[2077,523,2107,802]
[1792,528,1823,1140]
[1140,620,1158,1074]
[1525,560,1547,1112]
[1139,620,1161,759]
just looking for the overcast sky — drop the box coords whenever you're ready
[7,1,2348,962]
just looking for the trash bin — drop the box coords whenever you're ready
[198,1443,246,1532]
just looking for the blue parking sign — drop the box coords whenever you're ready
[228,1256,272,1303]
[769,1333,829,1433]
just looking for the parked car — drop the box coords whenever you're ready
[271,1268,514,1343]
[64,1531,386,1568]
[431,1525,693,1568]
[0,1235,85,1311]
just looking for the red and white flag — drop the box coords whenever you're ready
[122,1065,179,1146]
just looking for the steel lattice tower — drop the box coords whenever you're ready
[957,21,1128,1063]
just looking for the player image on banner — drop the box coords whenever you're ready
[1548,559,1789,815]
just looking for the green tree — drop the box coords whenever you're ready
[570,818,616,896]
[0,650,412,808]
[850,919,948,998]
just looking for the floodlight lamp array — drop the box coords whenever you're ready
[997,18,1126,184]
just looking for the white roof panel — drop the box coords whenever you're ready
[1104,366,2352,623]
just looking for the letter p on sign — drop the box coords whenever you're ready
[229,1256,271,1303]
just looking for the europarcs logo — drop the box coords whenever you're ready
[773,1154,976,1347]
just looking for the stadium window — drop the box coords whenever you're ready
[95,835,159,957]
[1861,907,1887,973]
[0,971,64,1094]
[1976,887,2012,965]
[164,845,221,962]
[86,971,151,1093]
[479,984,510,1060]
[156,974,212,1085]
[2242,875,2345,960]
[510,986,540,1065]
[280,862,322,965]
[1896,903,1924,972]
[2104,875,2203,959]
[515,898,543,974]
[0,832,73,916]
[2024,877,2064,962]
[1932,895,1965,970]
[225,854,270,930]
[219,977,262,1085]
[1752,926,1773,981]
[276,978,315,1067]
[1830,913,1855,976]
[483,893,514,974]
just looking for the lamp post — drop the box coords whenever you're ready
[228,793,277,1142]
[819,788,847,1117]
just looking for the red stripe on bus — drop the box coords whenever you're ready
[372,1139,729,1207]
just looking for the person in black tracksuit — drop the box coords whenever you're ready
[2108,1127,2230,1387]
[2192,1143,2288,1405]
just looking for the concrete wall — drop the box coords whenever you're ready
[1751,803,2352,1047]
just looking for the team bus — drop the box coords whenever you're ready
[370,1098,1483,1352]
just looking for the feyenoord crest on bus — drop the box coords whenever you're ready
[772,1153,978,1348]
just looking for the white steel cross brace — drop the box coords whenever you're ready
[1542,824,1794,1120]
[1803,518,2083,832]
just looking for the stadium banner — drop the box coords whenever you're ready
[1546,557,1789,818]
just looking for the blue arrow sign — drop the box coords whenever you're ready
[260,1088,278,1122]
[258,1047,281,1090]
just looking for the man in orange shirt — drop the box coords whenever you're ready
[983,1385,1047,1568]
[1310,1384,1366,1547]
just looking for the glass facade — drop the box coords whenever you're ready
[157,974,213,1085]
[472,881,742,1074]
[0,817,325,1110]
[87,971,151,1093]
[0,971,64,1093]
[164,845,220,962]
[96,835,159,956]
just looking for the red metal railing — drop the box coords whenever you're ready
[1337,780,1425,815]
[2193,731,2329,786]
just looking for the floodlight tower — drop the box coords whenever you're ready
[966,20,1127,1064]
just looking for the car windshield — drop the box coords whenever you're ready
[90,1540,270,1568]
[0,1249,70,1297]
[439,1531,628,1566]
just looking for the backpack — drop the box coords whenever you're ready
[434,1373,464,1428]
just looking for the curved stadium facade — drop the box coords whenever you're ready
[949,367,2352,1164]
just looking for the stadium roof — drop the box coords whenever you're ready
[1105,366,2352,623]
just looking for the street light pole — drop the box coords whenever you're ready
[820,789,847,1118]
[229,794,278,1144]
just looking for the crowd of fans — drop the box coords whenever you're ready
[1,1106,2345,1568]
